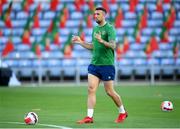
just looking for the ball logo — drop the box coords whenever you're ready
[161,101,173,111]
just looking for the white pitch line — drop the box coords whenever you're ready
[0,122,73,129]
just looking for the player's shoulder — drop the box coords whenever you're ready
[106,22,114,27]
[106,22,115,32]
[106,22,115,29]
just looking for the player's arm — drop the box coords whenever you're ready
[72,35,93,50]
[95,33,116,50]
[101,40,116,50]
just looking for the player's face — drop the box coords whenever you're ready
[94,10,105,24]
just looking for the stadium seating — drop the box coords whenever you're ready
[0,0,179,82]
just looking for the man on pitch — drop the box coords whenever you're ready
[72,7,128,124]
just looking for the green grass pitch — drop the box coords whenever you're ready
[0,85,180,128]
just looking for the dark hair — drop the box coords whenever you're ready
[95,7,107,14]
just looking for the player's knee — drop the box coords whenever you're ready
[88,85,96,93]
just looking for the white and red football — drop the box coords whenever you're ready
[24,112,38,125]
[161,101,173,111]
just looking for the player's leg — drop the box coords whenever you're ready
[87,73,100,109]
[77,73,100,124]
[100,65,124,109]
[103,81,122,107]
[103,81,128,123]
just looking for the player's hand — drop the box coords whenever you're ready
[71,35,83,44]
[95,33,103,43]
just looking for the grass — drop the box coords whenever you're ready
[0,84,180,128]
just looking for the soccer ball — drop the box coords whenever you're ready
[24,112,38,125]
[161,101,173,111]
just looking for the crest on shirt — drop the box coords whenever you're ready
[101,31,106,35]
[94,31,106,37]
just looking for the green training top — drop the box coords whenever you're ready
[91,22,116,65]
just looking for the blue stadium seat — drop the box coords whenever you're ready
[46,59,61,67]
[136,3,144,12]
[12,2,22,11]
[142,28,153,36]
[0,21,4,28]
[116,28,126,36]
[45,51,64,58]
[124,12,137,19]
[66,3,76,12]
[49,44,61,51]
[147,3,156,12]
[174,20,180,28]
[75,51,91,58]
[154,28,162,36]
[133,58,148,76]
[39,20,51,27]
[41,2,50,11]
[151,12,163,19]
[30,59,47,76]
[133,58,147,66]
[147,58,161,75]
[73,45,87,51]
[43,11,56,19]
[147,58,160,66]
[48,68,62,77]
[175,58,180,66]
[6,51,20,59]
[122,20,136,27]
[12,28,24,36]
[32,59,46,67]
[12,37,21,45]
[118,58,133,65]
[62,59,76,76]
[59,29,70,36]
[130,43,144,50]
[117,58,133,76]
[66,20,80,28]
[2,59,19,68]
[161,58,175,65]
[2,29,11,36]
[109,4,118,12]
[29,3,39,11]
[84,28,93,36]
[16,44,30,51]
[76,59,90,76]
[16,11,28,20]
[0,37,8,44]
[169,28,179,35]
[124,51,136,58]
[12,20,26,28]
[148,20,163,27]
[152,50,172,58]
[141,35,150,43]
[163,3,171,11]
[120,3,129,11]
[0,44,4,51]
[177,12,180,19]
[9,12,16,19]
[70,12,83,20]
[18,59,33,77]
[18,59,32,67]
[19,51,35,59]
[32,28,46,36]
[159,43,172,50]
[56,3,64,11]
[42,59,62,77]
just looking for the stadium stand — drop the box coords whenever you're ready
[0,0,179,83]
